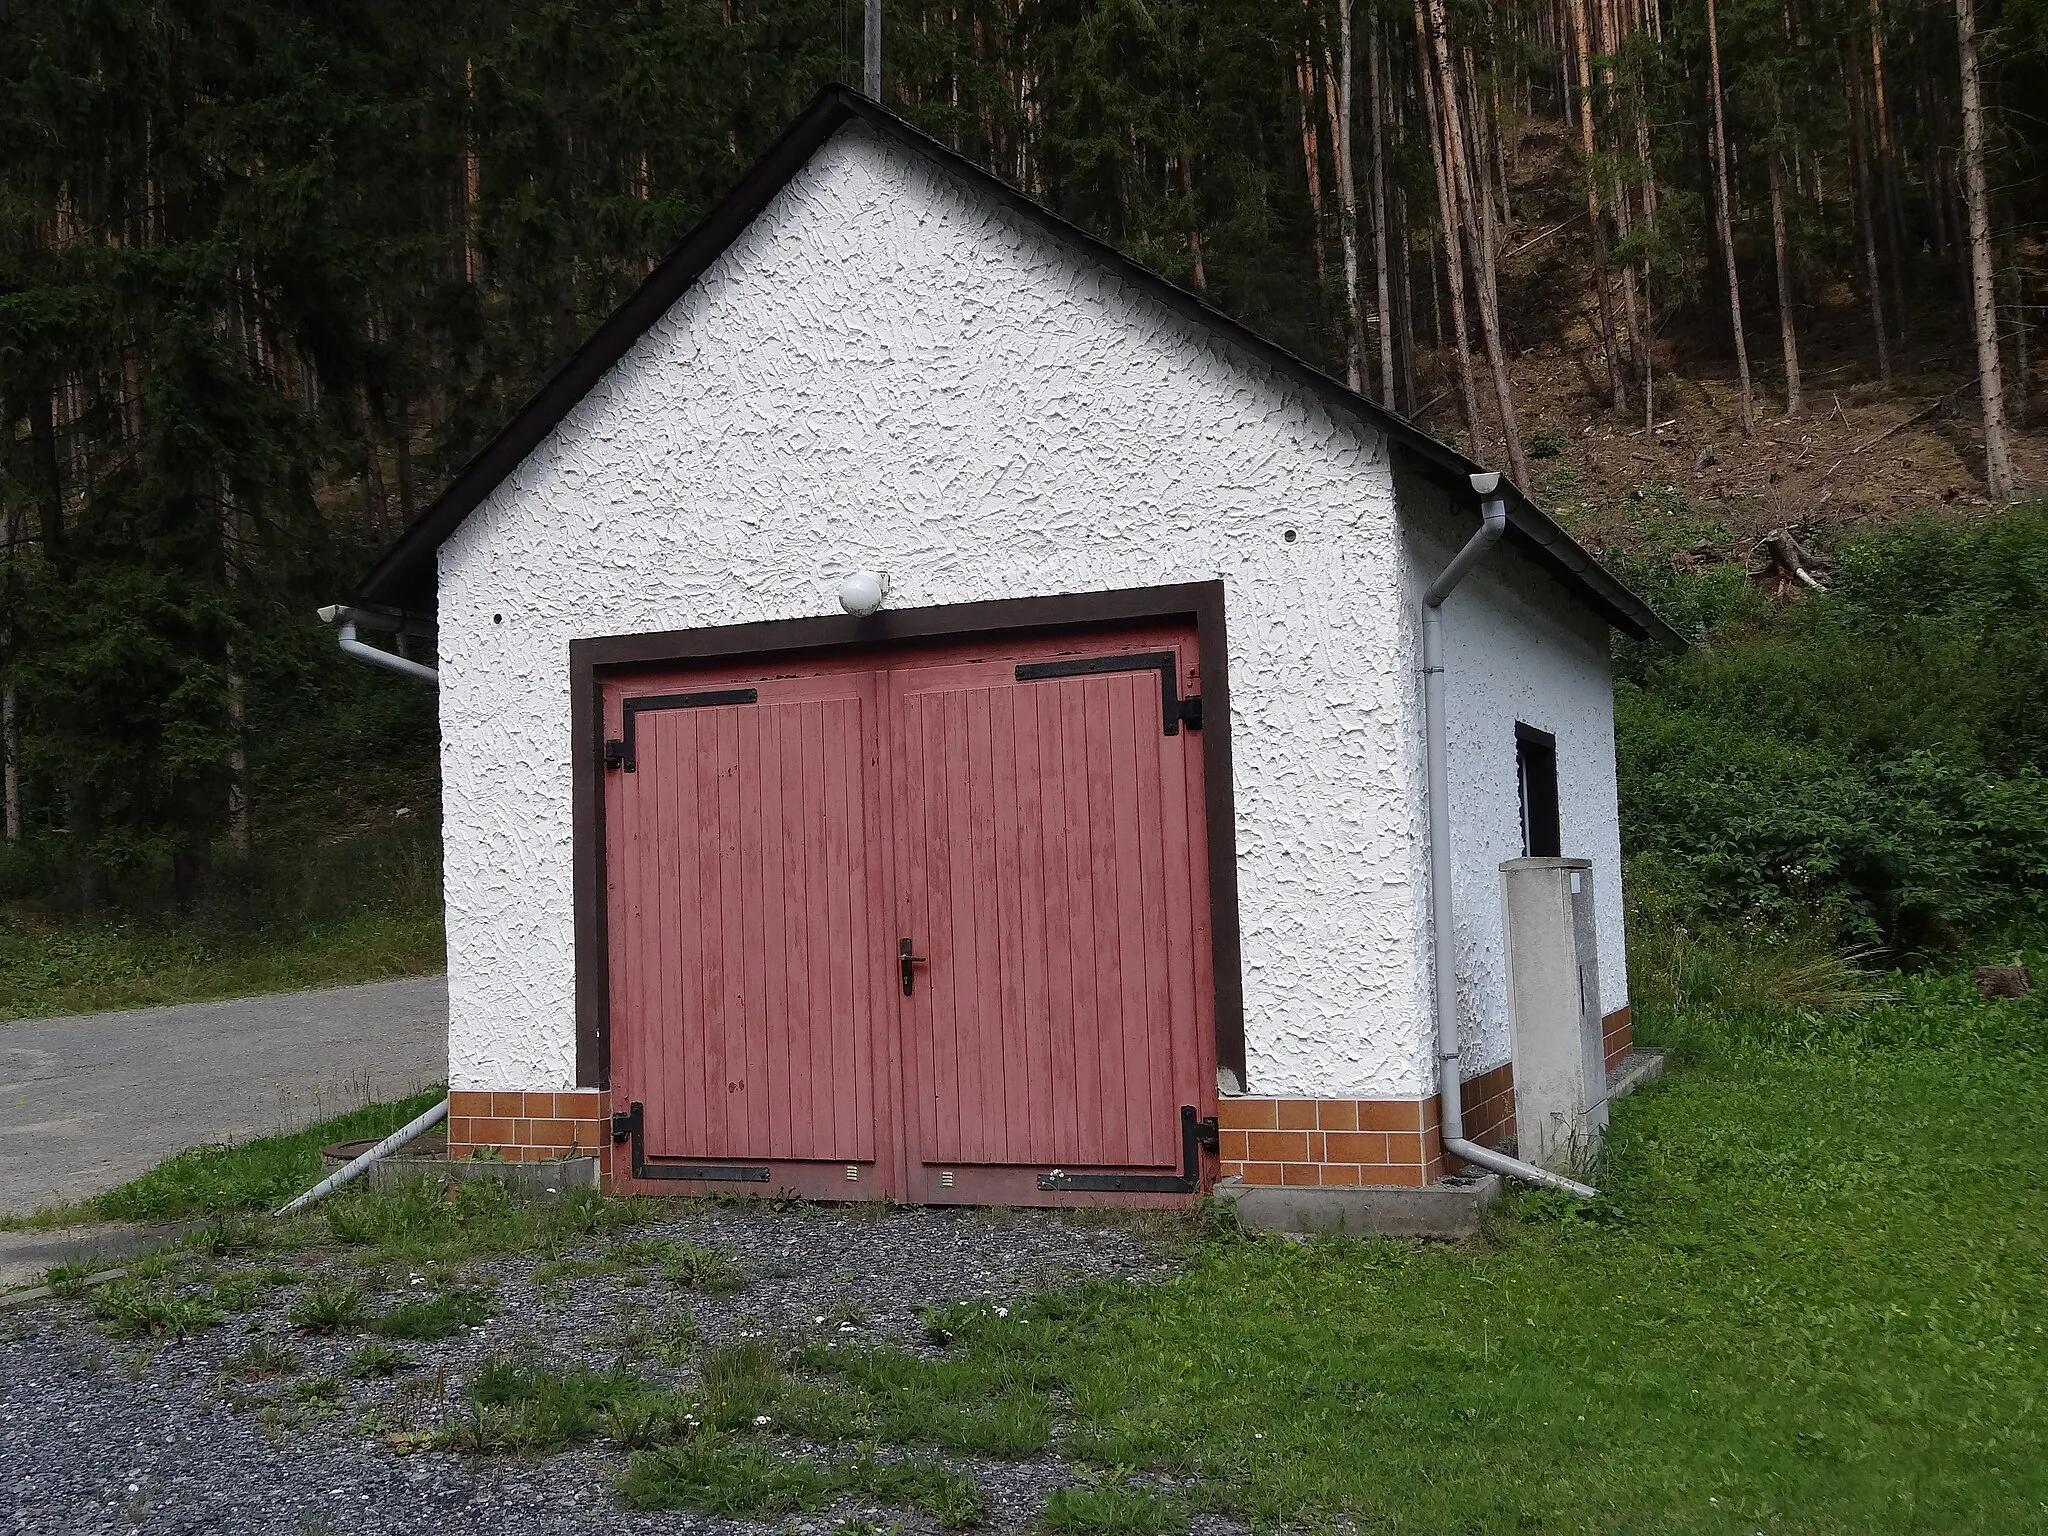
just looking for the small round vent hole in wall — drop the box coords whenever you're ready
[493,613,503,624]
[1283,528,1298,543]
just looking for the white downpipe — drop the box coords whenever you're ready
[275,1098,449,1216]
[336,616,438,686]
[1424,475,1598,1201]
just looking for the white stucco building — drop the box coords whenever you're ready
[355,88,1677,1201]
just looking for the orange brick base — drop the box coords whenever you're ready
[1217,1060,1519,1188]
[452,1005,1633,1195]
[447,1090,614,1180]
[1601,1004,1634,1072]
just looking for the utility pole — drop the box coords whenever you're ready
[864,0,881,99]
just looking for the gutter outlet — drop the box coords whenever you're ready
[320,605,439,686]
[1423,476,1598,1200]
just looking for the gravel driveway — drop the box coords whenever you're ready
[1,1200,1192,1536]
[0,975,447,1215]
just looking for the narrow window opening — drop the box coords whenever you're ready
[1516,723,1561,858]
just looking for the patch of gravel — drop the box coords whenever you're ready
[0,1203,1181,1536]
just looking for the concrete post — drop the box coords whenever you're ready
[1500,857,1609,1174]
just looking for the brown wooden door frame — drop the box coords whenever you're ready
[569,580,1246,1113]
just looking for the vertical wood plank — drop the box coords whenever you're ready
[1104,673,1155,1165]
[1009,685,1054,1163]
[986,685,1028,1164]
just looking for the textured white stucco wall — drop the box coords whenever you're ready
[436,123,1446,1098]
[434,121,1631,1103]
[1400,478,1630,1083]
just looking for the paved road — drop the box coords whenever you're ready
[0,975,446,1217]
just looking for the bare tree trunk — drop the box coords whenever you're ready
[1368,11,1398,404]
[1769,146,1803,417]
[1601,0,1645,388]
[222,487,249,859]
[1178,157,1207,291]
[29,387,105,914]
[1956,0,2016,498]
[1629,4,1659,430]
[393,397,416,523]
[1414,0,1482,452]
[1295,56,1331,298]
[1847,50,1893,381]
[1432,2,1528,482]
[360,412,389,543]
[0,501,13,845]
[1868,0,1910,343]
[2,681,16,845]
[1331,0,1367,391]
[2014,261,2031,429]
[1570,0,1625,407]
[1704,0,1756,434]
[1397,185,1420,412]
[463,59,481,285]
[225,643,248,857]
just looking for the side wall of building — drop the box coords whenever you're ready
[1208,477,1630,1190]
[1401,473,1631,1080]
[435,122,1443,1105]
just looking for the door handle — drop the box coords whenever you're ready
[899,938,928,996]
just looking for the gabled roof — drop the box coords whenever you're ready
[356,86,1682,649]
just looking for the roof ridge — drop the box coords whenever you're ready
[355,85,1679,650]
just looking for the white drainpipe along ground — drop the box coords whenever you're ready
[1423,474,1598,1200]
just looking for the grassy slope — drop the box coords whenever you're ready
[0,908,444,1022]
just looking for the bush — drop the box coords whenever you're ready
[1618,505,2048,959]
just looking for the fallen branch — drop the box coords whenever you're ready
[1504,209,1586,261]
[1408,387,1452,422]
[1851,377,1981,454]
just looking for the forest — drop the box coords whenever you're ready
[1,0,2044,958]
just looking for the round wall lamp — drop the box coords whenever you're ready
[838,570,889,617]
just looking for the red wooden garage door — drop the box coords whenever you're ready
[602,625,1215,1203]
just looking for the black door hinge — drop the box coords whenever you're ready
[1037,1105,1219,1193]
[610,688,759,771]
[612,1100,769,1183]
[1015,653,1202,736]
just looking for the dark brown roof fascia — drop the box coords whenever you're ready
[357,85,1682,651]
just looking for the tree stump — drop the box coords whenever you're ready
[1975,965,2032,999]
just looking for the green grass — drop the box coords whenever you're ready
[1042,1476,1186,1536]
[345,1340,416,1378]
[320,1172,649,1264]
[287,1283,369,1334]
[778,1339,1058,1457]
[870,998,2045,1534]
[367,1285,495,1339]
[0,1086,448,1230]
[89,1279,222,1340]
[0,906,444,1022]
[616,1436,985,1525]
